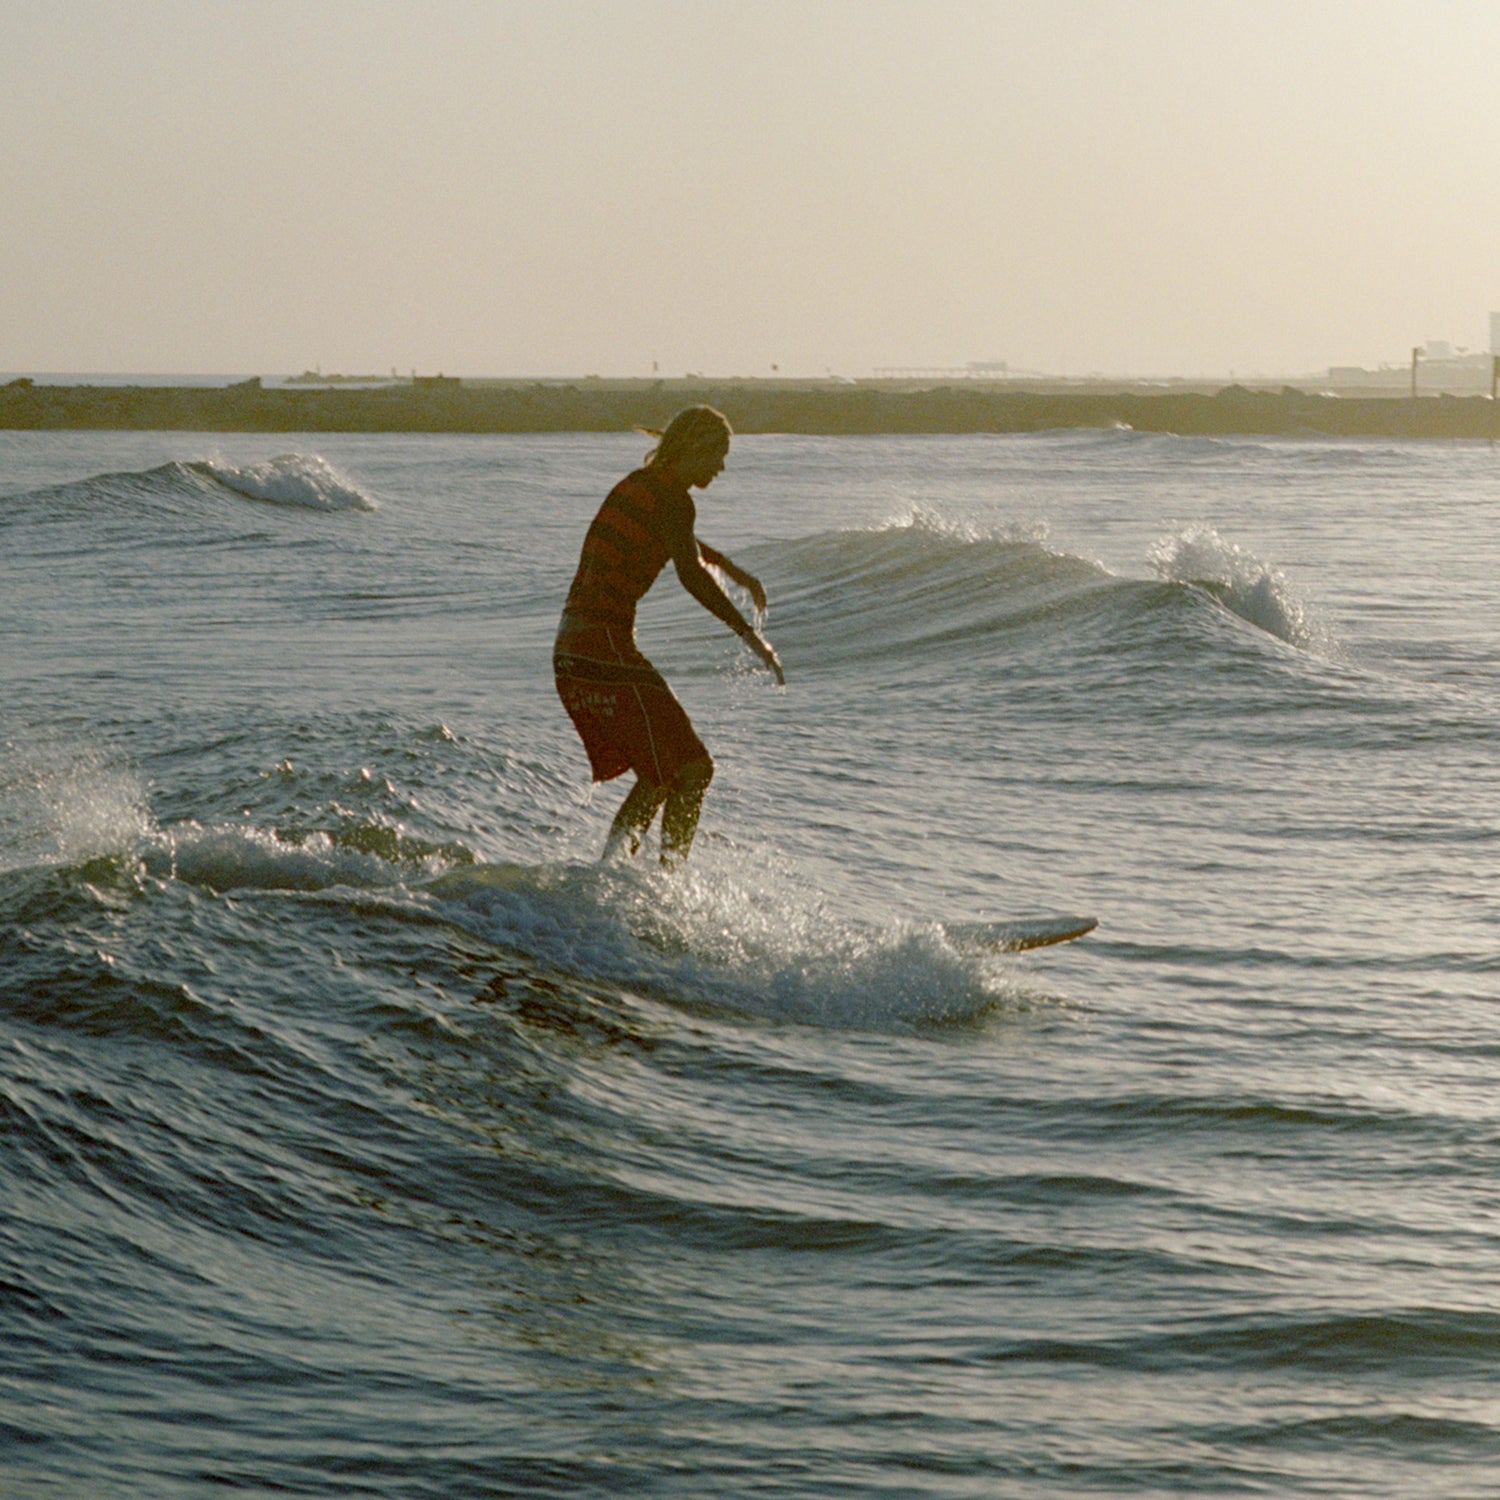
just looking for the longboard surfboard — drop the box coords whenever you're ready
[426,866,1096,954]
[944,914,1098,952]
[425,861,545,899]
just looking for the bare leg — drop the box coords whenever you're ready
[604,776,666,861]
[660,756,714,869]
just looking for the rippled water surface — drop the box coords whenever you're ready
[4,427,1500,1497]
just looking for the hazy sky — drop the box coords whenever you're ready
[5,0,1499,379]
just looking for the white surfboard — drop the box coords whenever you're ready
[944,914,1098,953]
[425,861,546,899]
[426,865,1096,954]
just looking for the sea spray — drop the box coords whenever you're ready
[0,739,151,875]
[1149,523,1327,649]
[197,453,379,511]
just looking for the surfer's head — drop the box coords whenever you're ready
[643,405,732,489]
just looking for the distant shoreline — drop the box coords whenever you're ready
[3,376,1498,440]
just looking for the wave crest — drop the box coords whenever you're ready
[1149,524,1326,649]
[195,454,378,511]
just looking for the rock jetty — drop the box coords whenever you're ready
[3,376,1498,440]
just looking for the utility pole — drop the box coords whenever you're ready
[1410,347,1421,399]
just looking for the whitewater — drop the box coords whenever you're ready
[3,425,1499,1497]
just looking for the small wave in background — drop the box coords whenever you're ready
[0,452,378,527]
[194,453,379,511]
[765,510,1326,698]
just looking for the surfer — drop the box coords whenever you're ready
[554,405,784,866]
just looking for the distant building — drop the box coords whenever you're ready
[1329,346,1494,395]
[1491,312,1500,356]
[872,362,1009,380]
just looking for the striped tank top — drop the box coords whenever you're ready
[562,467,693,629]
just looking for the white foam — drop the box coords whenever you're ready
[202,453,378,512]
[875,503,1051,549]
[1149,524,1327,649]
[144,822,395,894]
[425,852,1026,1032]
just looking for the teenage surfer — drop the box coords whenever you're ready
[554,405,784,866]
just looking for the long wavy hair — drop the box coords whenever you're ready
[642,405,732,471]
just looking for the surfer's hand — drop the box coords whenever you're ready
[753,632,785,685]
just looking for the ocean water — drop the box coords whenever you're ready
[3,425,1499,1497]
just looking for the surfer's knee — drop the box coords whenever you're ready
[675,755,713,794]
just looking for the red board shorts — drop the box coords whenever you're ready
[553,613,707,786]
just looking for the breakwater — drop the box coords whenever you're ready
[4,377,1498,439]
